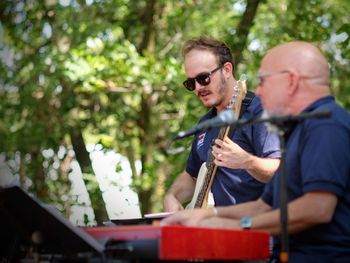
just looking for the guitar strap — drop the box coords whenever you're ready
[228,90,255,138]
[239,90,255,118]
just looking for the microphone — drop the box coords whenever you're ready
[172,110,331,141]
[172,110,236,140]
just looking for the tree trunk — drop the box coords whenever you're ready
[138,189,153,215]
[70,128,108,224]
[134,0,160,214]
[137,0,157,54]
[228,0,261,68]
[30,150,48,201]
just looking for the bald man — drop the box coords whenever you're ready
[162,41,350,263]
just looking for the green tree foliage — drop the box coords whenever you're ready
[0,0,349,223]
[242,0,350,100]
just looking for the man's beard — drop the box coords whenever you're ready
[261,109,290,135]
[212,74,227,108]
[262,104,286,117]
[261,110,279,134]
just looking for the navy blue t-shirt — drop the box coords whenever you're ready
[261,96,350,262]
[186,95,280,206]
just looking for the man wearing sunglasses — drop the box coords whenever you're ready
[163,36,281,212]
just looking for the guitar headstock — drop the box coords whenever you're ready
[232,75,248,117]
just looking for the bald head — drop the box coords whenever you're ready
[256,41,331,115]
[264,41,330,86]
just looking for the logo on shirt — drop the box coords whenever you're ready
[197,133,206,149]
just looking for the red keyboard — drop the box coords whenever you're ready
[83,225,270,261]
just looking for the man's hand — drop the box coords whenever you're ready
[212,137,279,183]
[212,137,250,169]
[161,208,215,226]
[163,194,185,212]
[163,172,197,212]
[199,217,241,229]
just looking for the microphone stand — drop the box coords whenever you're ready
[268,121,291,263]
[276,125,289,263]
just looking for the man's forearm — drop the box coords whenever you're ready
[244,157,280,183]
[241,192,337,235]
[165,172,196,204]
[216,198,271,219]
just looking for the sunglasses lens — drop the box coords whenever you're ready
[183,79,195,91]
[183,72,212,91]
[196,73,211,86]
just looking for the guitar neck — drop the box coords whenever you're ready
[193,126,230,208]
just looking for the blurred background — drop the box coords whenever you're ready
[0,0,349,225]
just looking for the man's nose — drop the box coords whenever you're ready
[255,85,262,96]
[194,80,206,91]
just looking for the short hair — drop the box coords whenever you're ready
[181,36,234,71]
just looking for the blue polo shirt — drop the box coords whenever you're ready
[262,96,350,262]
[186,95,280,206]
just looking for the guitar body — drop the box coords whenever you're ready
[186,163,214,209]
[186,76,247,209]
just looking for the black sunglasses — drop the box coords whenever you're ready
[183,65,223,91]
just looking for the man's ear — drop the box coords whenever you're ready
[287,70,300,95]
[223,62,233,78]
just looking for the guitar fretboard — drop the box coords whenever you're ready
[194,127,228,208]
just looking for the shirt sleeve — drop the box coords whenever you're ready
[240,96,281,159]
[300,123,350,195]
[251,122,281,158]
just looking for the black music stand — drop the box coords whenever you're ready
[0,186,104,260]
